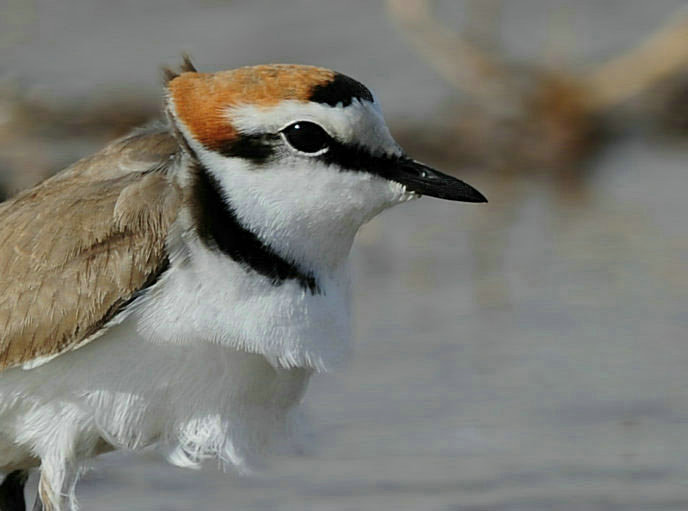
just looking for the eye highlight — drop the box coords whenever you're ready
[281,121,332,154]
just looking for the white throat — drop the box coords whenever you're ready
[132,149,415,372]
[195,149,412,277]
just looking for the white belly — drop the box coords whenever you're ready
[0,241,351,473]
[0,316,311,472]
[134,240,353,371]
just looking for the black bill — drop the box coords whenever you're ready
[388,158,487,203]
[318,139,487,203]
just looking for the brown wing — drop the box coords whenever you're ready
[0,129,182,371]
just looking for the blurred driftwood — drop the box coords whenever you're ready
[646,71,688,136]
[0,89,158,199]
[387,0,688,188]
[387,0,688,308]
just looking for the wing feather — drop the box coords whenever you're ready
[0,129,182,371]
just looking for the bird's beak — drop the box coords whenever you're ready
[388,159,487,203]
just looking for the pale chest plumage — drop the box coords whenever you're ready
[136,233,353,371]
[0,220,353,473]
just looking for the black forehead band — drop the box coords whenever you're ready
[309,73,374,107]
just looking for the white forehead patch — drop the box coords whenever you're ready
[226,99,402,157]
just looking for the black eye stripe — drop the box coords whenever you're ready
[214,133,279,163]
[318,138,403,178]
[211,128,403,179]
[279,121,402,174]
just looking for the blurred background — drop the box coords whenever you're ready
[2,0,688,509]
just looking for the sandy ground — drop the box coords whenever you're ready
[2,1,688,509]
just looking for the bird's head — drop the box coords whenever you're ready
[165,62,485,270]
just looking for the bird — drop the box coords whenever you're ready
[0,57,486,511]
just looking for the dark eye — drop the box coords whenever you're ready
[281,121,331,154]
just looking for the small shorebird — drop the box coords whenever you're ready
[0,58,485,511]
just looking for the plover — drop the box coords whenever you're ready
[0,58,485,511]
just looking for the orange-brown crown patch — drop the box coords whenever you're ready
[167,64,336,152]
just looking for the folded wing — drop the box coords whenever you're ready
[0,129,182,371]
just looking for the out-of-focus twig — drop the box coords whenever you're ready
[387,0,510,105]
[389,0,688,115]
[0,89,158,198]
[387,0,688,179]
[387,0,688,309]
[583,14,688,111]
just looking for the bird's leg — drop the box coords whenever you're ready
[30,472,48,511]
[31,459,82,511]
[0,470,28,511]
[30,488,42,511]
[31,469,61,511]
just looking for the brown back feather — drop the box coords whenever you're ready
[0,129,182,371]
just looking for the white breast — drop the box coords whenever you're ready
[0,231,352,475]
[134,235,353,372]
[0,315,313,474]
